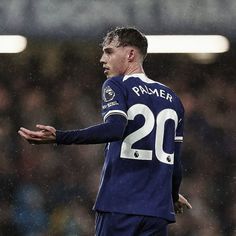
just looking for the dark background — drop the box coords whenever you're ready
[0,1,235,235]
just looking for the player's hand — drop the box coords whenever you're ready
[174,194,192,214]
[18,124,56,144]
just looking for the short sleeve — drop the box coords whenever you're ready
[101,78,128,122]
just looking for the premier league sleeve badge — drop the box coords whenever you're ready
[103,86,116,102]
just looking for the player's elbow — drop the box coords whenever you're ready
[109,124,125,142]
[110,127,125,141]
[106,115,127,141]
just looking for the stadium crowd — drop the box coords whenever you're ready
[0,41,235,236]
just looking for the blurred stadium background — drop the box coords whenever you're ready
[0,0,235,235]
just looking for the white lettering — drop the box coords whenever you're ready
[144,85,153,95]
[149,88,159,96]
[139,85,147,95]
[160,89,166,98]
[132,85,173,103]
[166,93,173,102]
[132,87,140,96]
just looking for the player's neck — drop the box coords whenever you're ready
[125,63,145,76]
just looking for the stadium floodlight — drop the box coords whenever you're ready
[0,35,27,53]
[146,35,230,53]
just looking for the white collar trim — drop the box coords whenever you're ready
[123,73,166,86]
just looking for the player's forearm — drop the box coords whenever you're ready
[172,142,183,202]
[172,168,182,202]
[56,115,127,145]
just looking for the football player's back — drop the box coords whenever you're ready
[95,73,184,222]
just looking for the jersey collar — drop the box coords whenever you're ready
[123,73,157,84]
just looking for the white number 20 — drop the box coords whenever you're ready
[120,104,178,164]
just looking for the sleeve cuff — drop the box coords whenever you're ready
[55,130,66,145]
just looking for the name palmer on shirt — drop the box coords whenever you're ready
[132,85,173,102]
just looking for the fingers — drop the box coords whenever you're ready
[185,200,192,209]
[19,125,56,138]
[36,124,56,136]
[174,202,183,214]
[36,124,48,130]
[176,208,183,214]
[18,129,45,144]
[19,127,43,138]
[18,126,56,145]
[174,194,192,214]
[179,194,192,209]
[18,129,31,139]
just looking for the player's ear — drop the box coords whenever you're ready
[127,49,135,62]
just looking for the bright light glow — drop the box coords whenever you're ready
[147,35,230,53]
[0,35,27,53]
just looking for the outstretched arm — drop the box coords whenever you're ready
[18,115,127,145]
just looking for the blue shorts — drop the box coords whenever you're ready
[95,211,169,236]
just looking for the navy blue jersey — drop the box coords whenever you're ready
[94,73,184,222]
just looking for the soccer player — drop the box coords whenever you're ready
[18,27,192,236]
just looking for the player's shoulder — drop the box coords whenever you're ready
[102,75,124,87]
[102,76,126,101]
[150,78,181,102]
[162,84,184,109]
[144,76,184,112]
